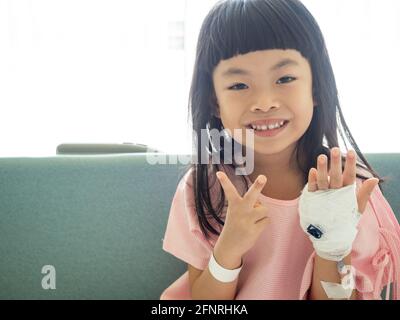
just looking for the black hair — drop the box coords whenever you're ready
[185,0,387,240]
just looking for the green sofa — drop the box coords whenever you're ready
[0,153,398,299]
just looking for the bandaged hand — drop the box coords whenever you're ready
[298,148,379,261]
[299,182,360,261]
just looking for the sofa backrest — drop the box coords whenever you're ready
[0,153,398,299]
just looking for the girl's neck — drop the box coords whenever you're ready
[247,145,305,200]
[255,171,305,201]
[250,144,301,175]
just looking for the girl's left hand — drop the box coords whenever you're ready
[307,147,379,214]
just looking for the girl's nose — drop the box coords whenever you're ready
[250,104,280,112]
[250,90,281,112]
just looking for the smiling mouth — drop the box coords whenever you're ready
[245,120,290,131]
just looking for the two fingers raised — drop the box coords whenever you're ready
[216,171,267,208]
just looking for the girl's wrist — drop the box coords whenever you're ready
[213,243,243,270]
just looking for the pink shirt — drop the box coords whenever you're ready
[160,166,400,300]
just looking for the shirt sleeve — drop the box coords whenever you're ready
[352,183,400,300]
[162,169,214,271]
[299,181,400,300]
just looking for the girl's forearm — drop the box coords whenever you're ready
[309,253,357,300]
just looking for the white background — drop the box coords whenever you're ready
[0,0,399,157]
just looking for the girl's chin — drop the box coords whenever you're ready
[241,143,294,156]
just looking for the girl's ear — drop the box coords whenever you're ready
[312,89,318,107]
[211,93,221,118]
[213,106,221,118]
[313,97,318,107]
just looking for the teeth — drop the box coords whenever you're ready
[251,121,285,131]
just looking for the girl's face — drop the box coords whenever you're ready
[212,49,315,157]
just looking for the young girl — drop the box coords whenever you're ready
[160,0,400,300]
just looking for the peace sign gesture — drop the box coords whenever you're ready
[214,171,270,261]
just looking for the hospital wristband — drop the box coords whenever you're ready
[208,252,243,283]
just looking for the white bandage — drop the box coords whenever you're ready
[320,281,354,299]
[299,183,361,261]
[320,262,356,299]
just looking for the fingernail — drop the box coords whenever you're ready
[216,172,222,179]
[257,175,266,184]
[332,148,339,157]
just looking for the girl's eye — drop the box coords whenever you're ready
[277,76,297,84]
[228,76,297,91]
[228,83,248,91]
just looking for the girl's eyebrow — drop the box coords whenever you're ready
[221,58,299,78]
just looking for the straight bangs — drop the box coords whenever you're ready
[201,0,321,72]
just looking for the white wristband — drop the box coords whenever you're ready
[208,252,243,283]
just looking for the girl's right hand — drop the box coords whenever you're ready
[214,171,269,262]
